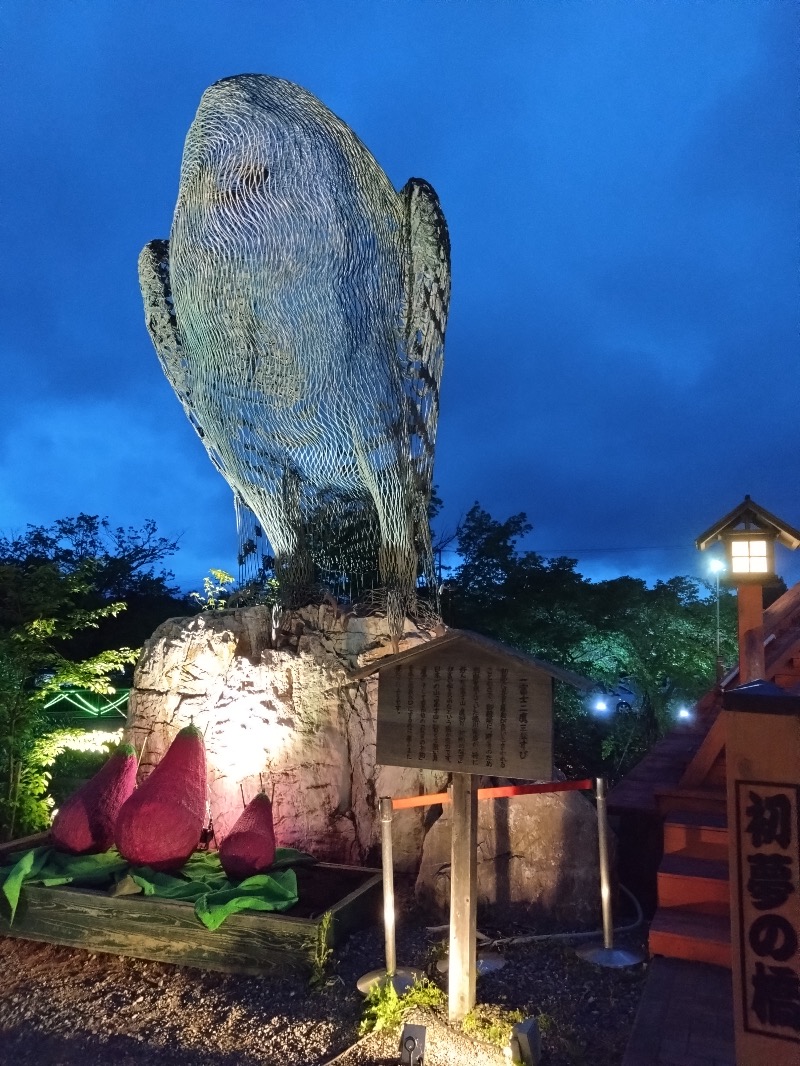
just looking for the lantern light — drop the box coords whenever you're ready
[697,495,800,684]
[696,495,800,587]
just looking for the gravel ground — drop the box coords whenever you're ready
[0,883,648,1065]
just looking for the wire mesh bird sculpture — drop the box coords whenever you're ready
[139,75,450,638]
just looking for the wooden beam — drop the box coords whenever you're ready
[737,583,765,683]
[0,865,381,977]
[0,831,50,859]
[678,713,727,789]
[448,772,477,1022]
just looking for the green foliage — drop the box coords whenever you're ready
[7,726,83,833]
[442,503,739,782]
[0,514,190,661]
[48,733,120,808]
[360,977,403,1035]
[0,514,181,601]
[359,977,445,1035]
[0,542,140,840]
[309,910,334,989]
[190,568,236,611]
[462,1004,526,1048]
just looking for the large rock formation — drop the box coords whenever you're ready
[414,775,606,928]
[128,605,606,927]
[128,604,446,869]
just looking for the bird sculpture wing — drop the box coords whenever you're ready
[400,179,451,473]
[138,238,223,468]
[138,240,190,415]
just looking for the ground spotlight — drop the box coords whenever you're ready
[509,1016,541,1065]
[399,1022,426,1065]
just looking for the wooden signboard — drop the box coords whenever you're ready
[375,639,554,781]
[732,781,800,1045]
[353,630,592,1023]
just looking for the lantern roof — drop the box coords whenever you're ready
[696,495,800,552]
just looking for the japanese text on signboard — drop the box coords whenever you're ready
[735,781,800,1042]
[376,655,552,780]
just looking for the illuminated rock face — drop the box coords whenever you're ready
[128,604,446,868]
[130,605,606,926]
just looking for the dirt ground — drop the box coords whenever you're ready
[0,897,647,1066]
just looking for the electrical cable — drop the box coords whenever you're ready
[426,882,645,949]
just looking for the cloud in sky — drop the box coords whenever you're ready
[1,0,797,590]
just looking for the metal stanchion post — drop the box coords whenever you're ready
[597,777,614,951]
[381,796,397,976]
[576,778,644,968]
[357,796,421,995]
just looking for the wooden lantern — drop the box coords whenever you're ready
[697,496,800,683]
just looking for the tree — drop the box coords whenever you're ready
[0,514,192,659]
[0,514,180,598]
[443,503,592,662]
[0,561,138,839]
[442,502,738,781]
[0,514,191,839]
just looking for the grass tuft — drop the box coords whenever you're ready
[462,1003,526,1048]
[359,976,446,1036]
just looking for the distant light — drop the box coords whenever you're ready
[708,558,725,575]
[677,707,691,720]
[592,698,609,714]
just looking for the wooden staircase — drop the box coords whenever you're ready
[608,581,800,969]
[648,807,731,967]
[646,708,732,967]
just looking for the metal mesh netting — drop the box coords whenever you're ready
[139,75,450,636]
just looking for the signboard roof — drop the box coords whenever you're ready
[347,628,593,691]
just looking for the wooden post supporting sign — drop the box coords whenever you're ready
[357,630,579,1021]
[448,773,478,1022]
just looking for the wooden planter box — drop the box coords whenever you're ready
[0,841,382,976]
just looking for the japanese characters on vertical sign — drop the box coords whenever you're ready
[735,780,800,1042]
[376,644,554,780]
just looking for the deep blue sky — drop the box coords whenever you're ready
[1,1,797,592]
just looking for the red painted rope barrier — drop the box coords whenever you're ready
[390,777,594,811]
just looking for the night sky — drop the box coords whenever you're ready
[1,1,797,592]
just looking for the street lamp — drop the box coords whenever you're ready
[708,557,725,682]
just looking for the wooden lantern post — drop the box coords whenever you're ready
[696,495,800,684]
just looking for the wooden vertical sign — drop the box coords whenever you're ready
[449,773,478,1022]
[724,682,800,1065]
